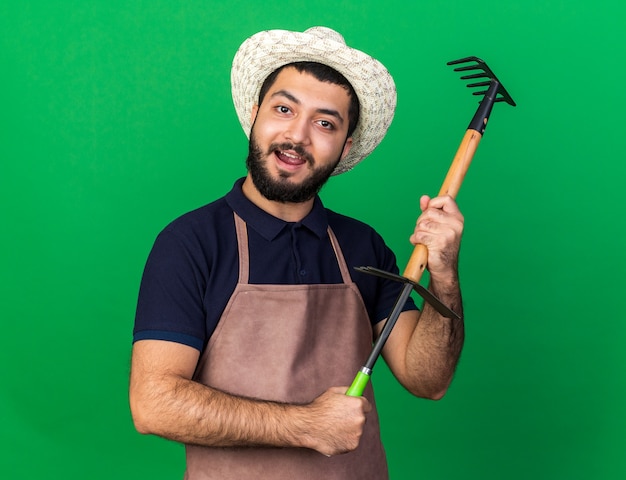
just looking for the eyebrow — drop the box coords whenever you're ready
[270,89,345,125]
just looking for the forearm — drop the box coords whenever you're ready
[404,274,464,399]
[131,373,314,449]
[130,337,371,456]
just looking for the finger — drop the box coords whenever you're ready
[426,195,461,214]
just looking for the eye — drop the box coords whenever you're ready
[318,119,335,130]
[276,105,291,114]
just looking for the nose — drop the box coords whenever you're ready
[284,117,310,145]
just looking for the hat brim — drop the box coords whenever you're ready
[231,27,397,175]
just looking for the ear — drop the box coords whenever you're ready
[340,137,353,161]
[250,104,259,125]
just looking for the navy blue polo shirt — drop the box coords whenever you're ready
[134,178,417,352]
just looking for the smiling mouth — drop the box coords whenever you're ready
[268,142,314,169]
[275,149,306,166]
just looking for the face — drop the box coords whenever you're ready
[246,67,353,203]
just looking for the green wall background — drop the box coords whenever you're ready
[2,1,625,478]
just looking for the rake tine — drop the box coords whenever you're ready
[461,73,489,80]
[446,56,482,65]
[453,64,484,73]
[467,81,492,88]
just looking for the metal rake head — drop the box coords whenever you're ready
[447,56,516,107]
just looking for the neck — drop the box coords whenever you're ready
[241,175,315,222]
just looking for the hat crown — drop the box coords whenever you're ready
[304,26,346,46]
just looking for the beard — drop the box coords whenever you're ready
[246,132,340,204]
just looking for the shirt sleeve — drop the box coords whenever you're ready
[133,228,207,351]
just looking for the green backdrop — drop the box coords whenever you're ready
[2,1,625,478]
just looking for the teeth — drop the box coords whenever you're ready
[281,151,300,159]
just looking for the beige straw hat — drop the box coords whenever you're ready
[231,26,397,175]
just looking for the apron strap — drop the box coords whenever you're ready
[233,213,250,284]
[327,227,353,284]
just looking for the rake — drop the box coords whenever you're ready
[346,56,516,397]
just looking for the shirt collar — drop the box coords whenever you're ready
[225,178,329,241]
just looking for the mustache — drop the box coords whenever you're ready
[268,142,315,166]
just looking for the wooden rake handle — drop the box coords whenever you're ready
[402,129,482,283]
[403,56,516,283]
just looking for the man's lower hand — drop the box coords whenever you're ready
[300,386,371,457]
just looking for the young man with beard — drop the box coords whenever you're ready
[130,27,465,479]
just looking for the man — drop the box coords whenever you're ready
[130,27,464,479]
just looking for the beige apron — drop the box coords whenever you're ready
[185,213,388,479]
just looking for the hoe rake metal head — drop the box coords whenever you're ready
[447,56,516,107]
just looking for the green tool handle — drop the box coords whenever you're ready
[346,368,371,397]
